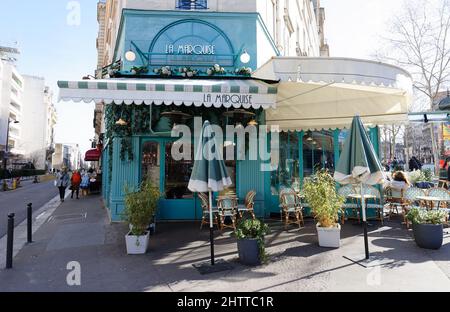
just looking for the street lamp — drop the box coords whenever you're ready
[3,119,20,171]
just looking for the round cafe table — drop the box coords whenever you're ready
[416,196,450,210]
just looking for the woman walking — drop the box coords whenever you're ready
[80,170,90,197]
[56,168,70,202]
[70,170,82,199]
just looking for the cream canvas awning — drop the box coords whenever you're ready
[254,57,413,130]
[57,78,278,110]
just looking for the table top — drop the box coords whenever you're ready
[347,194,377,199]
[416,196,450,202]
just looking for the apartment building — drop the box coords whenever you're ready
[0,58,25,163]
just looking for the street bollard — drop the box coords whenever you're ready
[6,213,15,269]
[27,203,33,243]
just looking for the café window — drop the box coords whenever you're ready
[271,132,301,195]
[164,142,194,199]
[303,130,335,177]
[223,142,237,193]
[177,0,207,10]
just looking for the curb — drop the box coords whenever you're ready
[0,191,70,269]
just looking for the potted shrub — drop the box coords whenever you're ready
[303,170,345,248]
[235,218,270,266]
[123,180,160,254]
[407,208,446,249]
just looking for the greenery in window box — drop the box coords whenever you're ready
[235,218,270,263]
[235,67,252,76]
[303,170,345,228]
[153,66,172,77]
[178,66,198,78]
[406,208,447,225]
[206,64,226,76]
[130,66,149,75]
[123,179,160,236]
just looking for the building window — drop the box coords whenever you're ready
[303,130,335,177]
[271,132,301,195]
[12,73,22,88]
[177,0,207,10]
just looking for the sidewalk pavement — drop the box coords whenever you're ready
[0,194,449,292]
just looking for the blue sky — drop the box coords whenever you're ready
[0,0,406,155]
[0,0,98,154]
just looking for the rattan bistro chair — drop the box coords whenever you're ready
[198,192,219,230]
[384,185,406,220]
[217,196,238,231]
[237,190,256,219]
[403,187,427,228]
[279,190,304,229]
[337,184,359,224]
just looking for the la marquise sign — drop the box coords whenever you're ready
[203,93,253,106]
[165,44,216,55]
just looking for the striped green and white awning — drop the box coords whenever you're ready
[58,78,278,109]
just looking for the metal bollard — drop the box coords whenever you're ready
[27,203,32,243]
[6,213,14,269]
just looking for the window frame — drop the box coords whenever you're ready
[176,0,208,10]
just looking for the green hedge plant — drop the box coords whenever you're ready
[123,179,160,236]
[407,208,447,225]
[235,218,270,263]
[303,170,345,228]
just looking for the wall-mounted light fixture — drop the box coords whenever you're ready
[125,50,136,62]
[240,50,251,64]
[115,118,128,126]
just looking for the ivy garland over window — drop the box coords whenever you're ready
[103,104,263,178]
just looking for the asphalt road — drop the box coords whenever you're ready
[0,180,58,238]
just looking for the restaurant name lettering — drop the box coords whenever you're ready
[203,93,253,105]
[165,44,216,55]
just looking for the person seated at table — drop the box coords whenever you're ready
[383,171,409,189]
[392,171,410,187]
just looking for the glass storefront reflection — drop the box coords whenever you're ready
[141,141,160,186]
[165,142,194,199]
[303,130,335,177]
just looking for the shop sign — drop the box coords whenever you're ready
[165,44,216,55]
[203,93,253,106]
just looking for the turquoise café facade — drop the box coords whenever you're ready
[59,9,382,222]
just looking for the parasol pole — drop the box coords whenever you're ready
[360,182,369,259]
[209,190,215,265]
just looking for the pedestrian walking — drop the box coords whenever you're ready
[56,168,70,202]
[70,170,82,199]
[80,170,90,197]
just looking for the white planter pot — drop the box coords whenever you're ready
[125,231,149,254]
[316,223,341,248]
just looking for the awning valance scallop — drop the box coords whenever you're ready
[58,78,278,110]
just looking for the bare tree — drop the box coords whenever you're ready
[378,0,450,174]
[381,125,404,161]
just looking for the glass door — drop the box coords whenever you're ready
[141,139,199,220]
[141,141,160,187]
